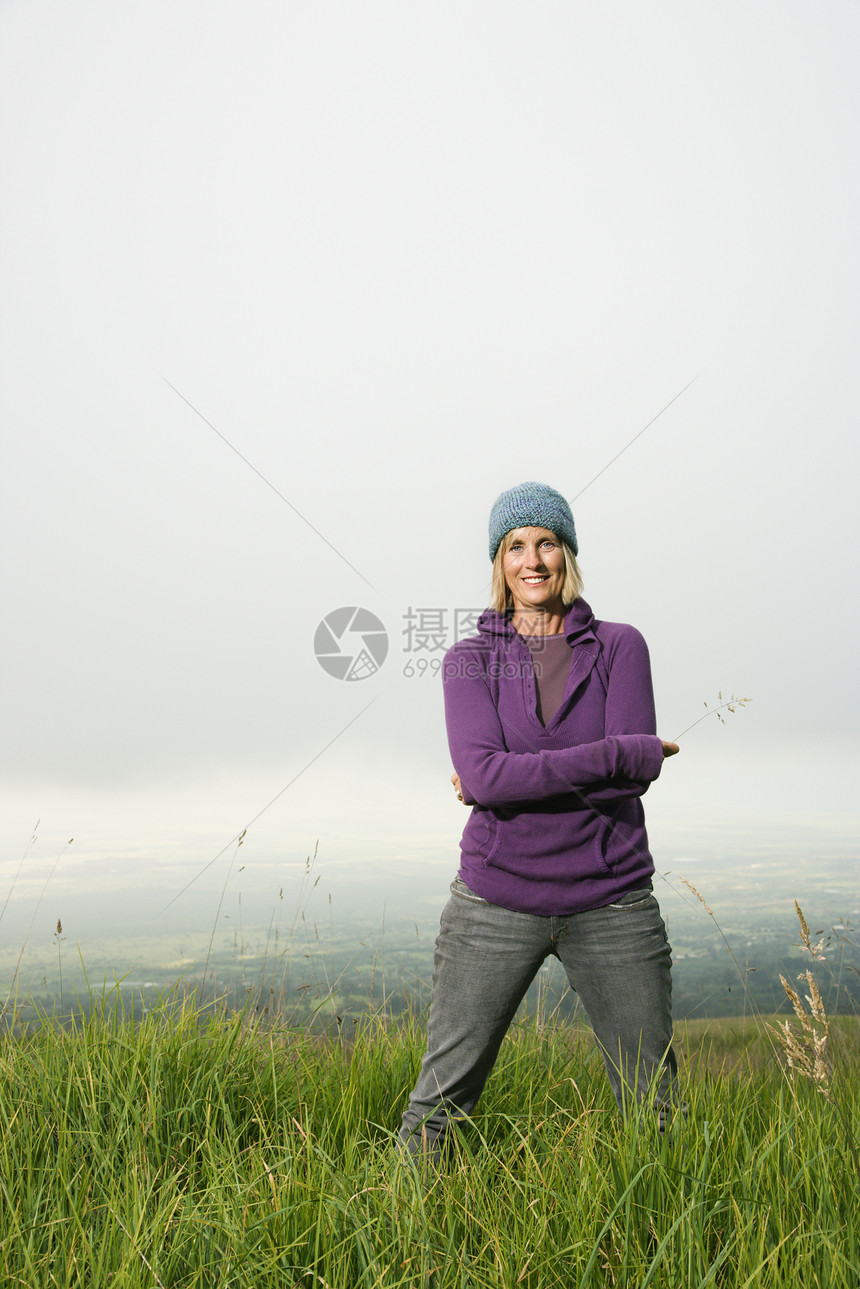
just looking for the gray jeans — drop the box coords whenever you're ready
[399,878,679,1157]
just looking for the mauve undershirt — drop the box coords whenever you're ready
[520,631,574,727]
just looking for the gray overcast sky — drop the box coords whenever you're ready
[2,0,859,914]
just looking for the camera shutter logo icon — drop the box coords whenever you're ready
[314,607,389,681]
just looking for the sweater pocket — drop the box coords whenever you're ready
[593,799,648,873]
[460,807,501,865]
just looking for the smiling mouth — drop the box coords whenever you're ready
[522,576,550,585]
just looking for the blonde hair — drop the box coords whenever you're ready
[489,529,583,613]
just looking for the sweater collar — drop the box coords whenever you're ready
[476,597,597,646]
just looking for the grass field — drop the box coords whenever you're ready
[1,989,858,1288]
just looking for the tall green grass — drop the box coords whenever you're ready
[1,989,857,1287]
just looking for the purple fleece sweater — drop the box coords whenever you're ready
[443,598,664,916]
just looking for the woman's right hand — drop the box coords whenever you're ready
[661,740,680,758]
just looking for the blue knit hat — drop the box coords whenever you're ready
[488,482,578,560]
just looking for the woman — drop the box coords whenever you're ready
[398,481,681,1161]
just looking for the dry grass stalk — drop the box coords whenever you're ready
[768,902,833,1103]
[674,691,752,741]
[793,899,826,961]
[679,875,713,917]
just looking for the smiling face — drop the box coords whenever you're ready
[501,527,567,622]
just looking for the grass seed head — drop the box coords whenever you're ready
[794,900,826,960]
[679,875,713,917]
[768,910,834,1102]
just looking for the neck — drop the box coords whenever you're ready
[511,604,567,636]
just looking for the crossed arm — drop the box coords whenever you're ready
[445,630,678,809]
